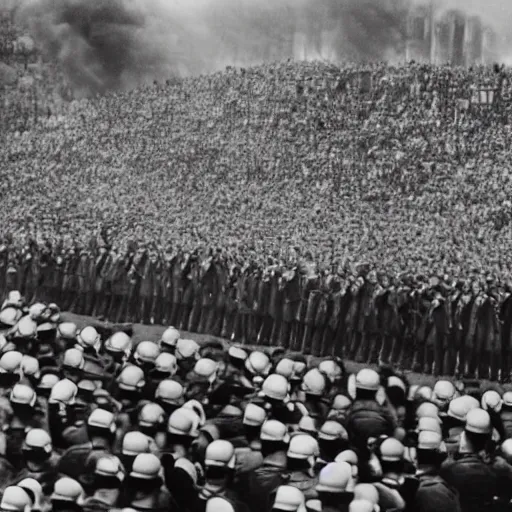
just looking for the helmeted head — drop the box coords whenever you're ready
[51,477,85,506]
[272,485,306,512]
[76,326,101,354]
[160,327,180,353]
[316,462,353,494]
[0,486,32,512]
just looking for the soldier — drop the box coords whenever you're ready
[321,269,342,358]
[161,249,174,326]
[311,271,329,358]
[300,266,320,355]
[355,270,380,365]
[280,267,300,351]
[0,244,8,300]
[93,245,113,319]
[256,266,273,347]
[151,249,164,325]
[197,255,217,335]
[139,250,155,325]
[343,276,361,360]
[186,253,203,333]
[110,250,130,323]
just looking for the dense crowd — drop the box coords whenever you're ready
[0,242,511,381]
[0,294,510,512]
[2,58,512,380]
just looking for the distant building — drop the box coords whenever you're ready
[406,1,498,66]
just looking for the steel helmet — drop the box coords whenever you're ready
[245,351,271,376]
[379,438,405,462]
[193,358,218,381]
[167,408,200,438]
[4,291,22,308]
[28,303,46,320]
[273,485,305,511]
[18,478,43,509]
[218,404,242,421]
[134,341,160,366]
[417,416,442,435]
[416,402,440,420]
[154,353,178,376]
[447,396,479,422]
[13,315,37,338]
[122,431,152,456]
[301,369,326,396]
[417,430,443,451]
[105,331,132,356]
[57,322,78,341]
[117,365,145,391]
[335,450,359,479]
[205,440,236,469]
[287,434,319,460]
[51,477,85,504]
[355,369,380,391]
[130,453,161,479]
[415,386,433,401]
[316,462,352,493]
[275,358,295,379]
[138,403,166,429]
[49,378,78,404]
[175,339,200,360]
[433,380,456,402]
[10,384,36,407]
[0,351,23,373]
[387,376,406,392]
[88,408,116,433]
[38,373,60,392]
[298,415,317,436]
[503,392,512,407]
[182,401,206,427]
[465,408,492,435]
[260,419,290,443]
[63,348,85,370]
[305,499,322,512]
[76,326,101,352]
[349,500,375,512]
[95,456,125,481]
[318,359,342,383]
[174,457,198,485]
[0,307,22,327]
[481,390,502,413]
[21,355,40,378]
[228,346,248,362]
[23,428,52,452]
[318,421,348,442]
[331,394,352,412]
[353,484,379,508]
[501,438,512,463]
[160,327,180,349]
[155,379,184,406]
[0,486,32,512]
[262,374,289,401]
[243,403,267,427]
[205,497,235,512]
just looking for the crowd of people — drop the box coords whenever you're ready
[2,58,512,381]
[0,241,510,381]
[0,293,510,512]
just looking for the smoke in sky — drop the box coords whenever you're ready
[2,0,512,96]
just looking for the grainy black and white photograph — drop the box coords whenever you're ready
[0,0,512,510]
